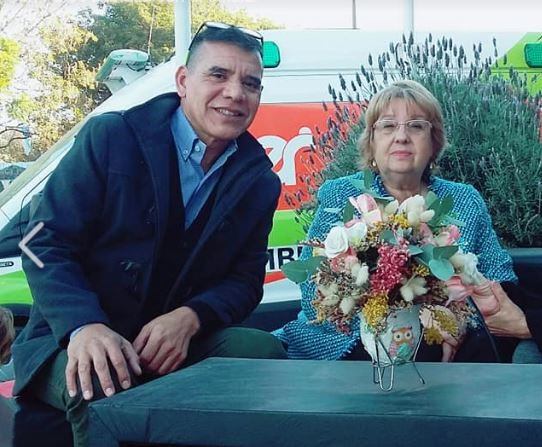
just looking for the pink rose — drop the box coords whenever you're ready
[349,194,382,225]
[350,193,378,213]
[435,225,461,246]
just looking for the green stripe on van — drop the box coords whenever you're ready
[0,270,32,305]
[268,210,307,246]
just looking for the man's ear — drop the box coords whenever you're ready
[175,65,188,99]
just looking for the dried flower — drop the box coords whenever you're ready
[282,180,476,346]
[362,293,389,329]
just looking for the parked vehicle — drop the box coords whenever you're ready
[1,29,541,332]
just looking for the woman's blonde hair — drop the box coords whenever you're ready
[0,307,15,364]
[358,80,447,181]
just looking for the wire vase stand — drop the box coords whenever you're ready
[370,329,426,391]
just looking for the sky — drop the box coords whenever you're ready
[222,0,542,32]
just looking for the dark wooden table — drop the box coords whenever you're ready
[88,358,542,447]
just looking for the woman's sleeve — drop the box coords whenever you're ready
[467,185,517,283]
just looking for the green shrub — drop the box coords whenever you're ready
[296,34,542,247]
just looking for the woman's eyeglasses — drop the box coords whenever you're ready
[373,119,432,136]
[188,21,264,54]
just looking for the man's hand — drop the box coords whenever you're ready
[132,307,201,376]
[484,282,531,339]
[66,323,141,401]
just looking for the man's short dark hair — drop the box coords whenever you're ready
[186,25,263,67]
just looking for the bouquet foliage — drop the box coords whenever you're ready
[282,170,484,344]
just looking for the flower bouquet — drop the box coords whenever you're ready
[282,171,486,390]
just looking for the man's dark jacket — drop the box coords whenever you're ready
[12,93,281,393]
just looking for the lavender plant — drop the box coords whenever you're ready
[292,34,542,247]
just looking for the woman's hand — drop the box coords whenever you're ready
[471,280,500,317]
[483,282,531,339]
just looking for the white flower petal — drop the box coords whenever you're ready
[384,199,399,215]
[420,210,435,222]
[321,294,341,306]
[339,296,356,315]
[324,226,349,258]
[345,222,368,244]
[400,283,415,302]
[355,263,369,286]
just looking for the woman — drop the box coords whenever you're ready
[0,307,14,365]
[275,80,538,362]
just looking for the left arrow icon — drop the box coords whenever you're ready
[19,222,45,269]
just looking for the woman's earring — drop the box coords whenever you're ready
[430,161,437,170]
[370,159,377,169]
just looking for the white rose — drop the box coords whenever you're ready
[324,226,349,258]
[321,294,341,306]
[345,221,368,245]
[313,247,326,257]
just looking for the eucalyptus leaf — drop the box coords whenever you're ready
[433,245,459,260]
[408,245,424,255]
[419,244,435,263]
[439,195,454,216]
[425,191,438,208]
[380,229,397,244]
[428,258,454,280]
[441,215,465,227]
[347,178,392,204]
[373,195,394,204]
[343,201,355,223]
[280,256,326,284]
[349,179,366,190]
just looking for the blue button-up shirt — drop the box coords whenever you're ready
[170,107,237,228]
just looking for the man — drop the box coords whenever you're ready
[12,23,286,447]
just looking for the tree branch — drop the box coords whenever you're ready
[0,135,28,149]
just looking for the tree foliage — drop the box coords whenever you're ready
[0,37,19,92]
[0,0,73,37]
[77,1,175,68]
[192,0,279,32]
[4,19,101,159]
[1,0,280,163]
